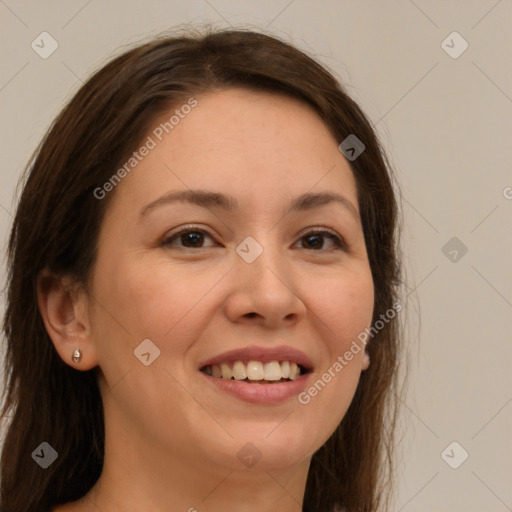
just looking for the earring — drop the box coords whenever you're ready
[72,348,82,363]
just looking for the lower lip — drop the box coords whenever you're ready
[200,371,311,404]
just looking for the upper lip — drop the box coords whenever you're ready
[198,345,313,371]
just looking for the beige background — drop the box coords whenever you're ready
[1,1,511,510]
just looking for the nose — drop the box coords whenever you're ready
[223,239,306,328]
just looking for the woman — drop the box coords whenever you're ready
[1,28,403,512]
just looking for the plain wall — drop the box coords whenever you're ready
[1,1,511,510]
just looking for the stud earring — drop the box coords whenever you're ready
[72,348,82,363]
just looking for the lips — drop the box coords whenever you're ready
[201,370,310,403]
[197,345,313,403]
[197,345,314,372]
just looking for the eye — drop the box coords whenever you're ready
[162,227,218,249]
[161,225,347,252]
[295,228,347,251]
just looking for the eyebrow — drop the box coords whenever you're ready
[139,189,359,220]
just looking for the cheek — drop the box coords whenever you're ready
[88,256,220,439]
[96,255,193,326]
[90,255,225,360]
[296,267,374,427]
[306,266,375,345]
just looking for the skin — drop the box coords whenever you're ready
[39,88,374,512]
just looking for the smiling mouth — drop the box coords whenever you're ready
[200,360,309,383]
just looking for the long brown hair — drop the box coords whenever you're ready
[1,27,404,512]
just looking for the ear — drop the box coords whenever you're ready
[37,269,99,370]
[361,349,370,371]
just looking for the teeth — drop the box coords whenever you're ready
[264,361,282,381]
[247,361,264,380]
[203,360,304,381]
[233,361,247,380]
[221,362,233,380]
[289,362,300,380]
[281,360,290,379]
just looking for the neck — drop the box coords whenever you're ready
[87,442,310,512]
[79,408,311,512]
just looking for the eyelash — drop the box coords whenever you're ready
[161,225,347,252]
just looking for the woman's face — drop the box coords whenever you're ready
[86,88,374,473]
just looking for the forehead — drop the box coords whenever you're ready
[106,88,359,217]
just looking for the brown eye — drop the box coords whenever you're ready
[296,230,346,251]
[162,228,217,249]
